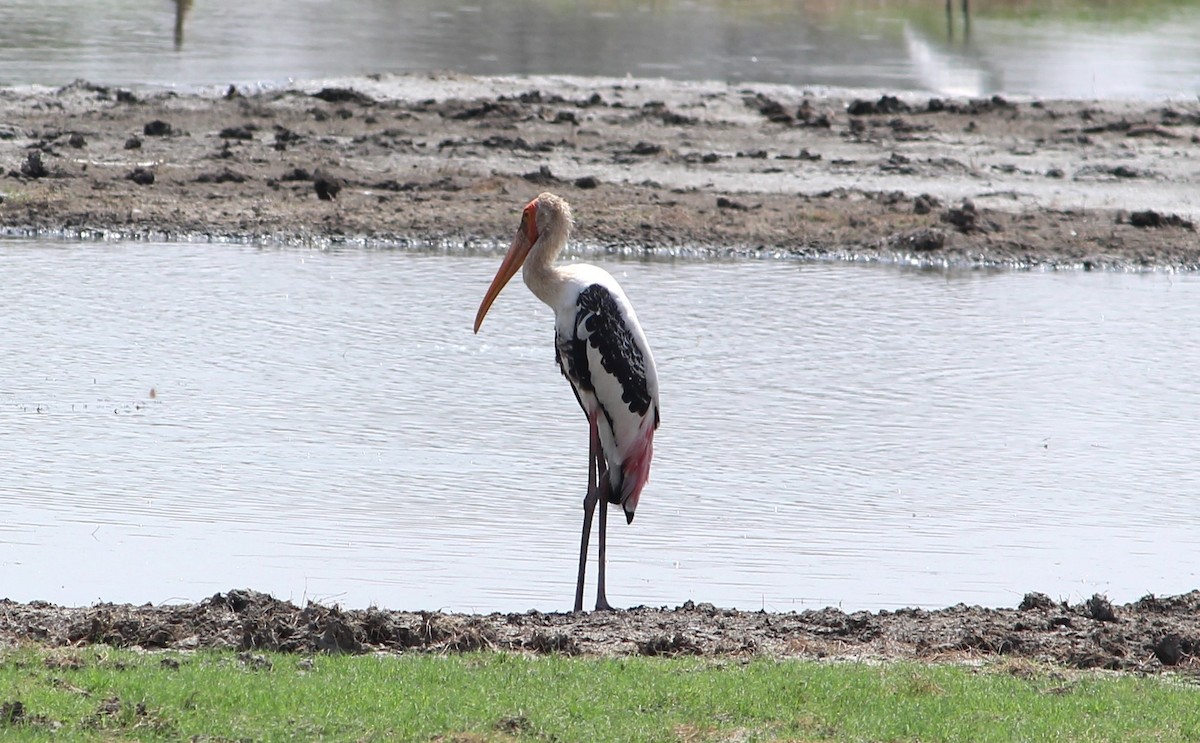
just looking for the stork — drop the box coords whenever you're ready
[473,192,661,612]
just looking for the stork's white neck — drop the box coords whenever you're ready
[521,211,571,307]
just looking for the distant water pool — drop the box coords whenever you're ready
[0,1,1198,98]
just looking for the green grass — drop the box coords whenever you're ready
[1,647,1198,741]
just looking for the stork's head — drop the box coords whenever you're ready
[473,192,572,334]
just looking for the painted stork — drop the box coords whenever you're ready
[473,192,661,612]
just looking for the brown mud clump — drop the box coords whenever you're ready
[1,589,1199,674]
[1,75,1198,269]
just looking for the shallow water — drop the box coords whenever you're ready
[1,240,1198,612]
[0,1,1198,97]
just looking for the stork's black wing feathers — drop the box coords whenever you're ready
[569,284,653,417]
[556,328,588,414]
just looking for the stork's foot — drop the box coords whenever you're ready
[594,597,615,612]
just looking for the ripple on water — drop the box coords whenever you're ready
[1,241,1199,611]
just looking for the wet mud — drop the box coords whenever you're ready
[2,589,1199,674]
[0,74,1197,268]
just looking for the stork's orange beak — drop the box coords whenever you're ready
[473,204,540,333]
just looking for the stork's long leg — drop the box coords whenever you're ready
[593,436,614,611]
[574,414,602,613]
[595,497,614,611]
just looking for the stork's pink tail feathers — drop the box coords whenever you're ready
[616,425,656,524]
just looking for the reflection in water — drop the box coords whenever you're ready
[946,0,971,42]
[904,23,995,97]
[905,0,1000,96]
[174,0,193,50]
[2,241,1199,613]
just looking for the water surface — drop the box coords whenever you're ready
[2,240,1197,611]
[0,1,1197,97]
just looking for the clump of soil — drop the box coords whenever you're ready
[2,589,1199,674]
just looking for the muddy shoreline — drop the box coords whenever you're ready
[1,74,1197,268]
[2,589,1198,674]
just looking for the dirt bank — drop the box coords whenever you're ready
[2,589,1198,674]
[1,74,1197,268]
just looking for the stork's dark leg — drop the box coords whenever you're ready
[595,497,614,611]
[574,415,601,613]
[594,448,614,611]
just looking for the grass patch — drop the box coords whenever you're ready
[0,646,1198,741]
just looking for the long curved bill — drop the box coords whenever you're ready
[473,226,534,333]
